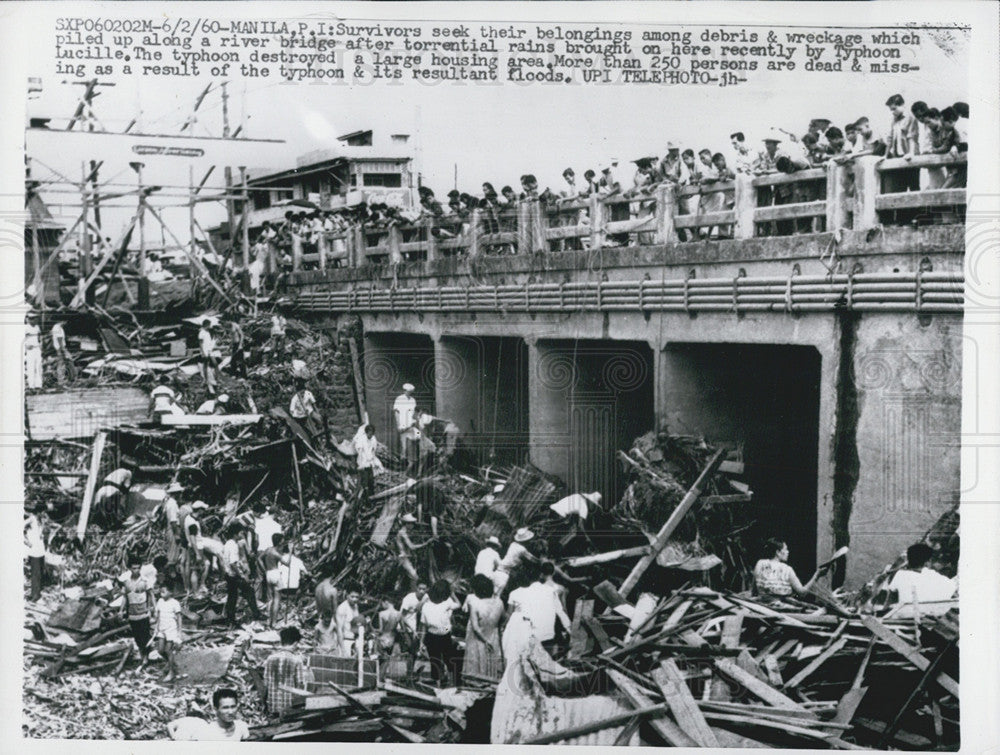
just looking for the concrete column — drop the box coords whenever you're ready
[853,156,881,230]
[425,217,437,262]
[589,194,606,250]
[653,184,676,244]
[825,161,850,232]
[468,209,482,257]
[733,173,756,239]
[527,340,571,482]
[388,226,403,265]
[435,336,481,442]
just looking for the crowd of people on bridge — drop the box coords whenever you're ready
[237,92,968,287]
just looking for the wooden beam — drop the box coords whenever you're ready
[348,338,367,425]
[784,637,848,689]
[564,545,649,568]
[860,616,959,697]
[160,413,261,426]
[653,659,720,747]
[619,449,725,598]
[76,430,107,542]
[606,669,697,747]
[712,659,806,711]
[569,598,594,657]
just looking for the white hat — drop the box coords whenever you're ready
[401,513,417,523]
[582,491,603,506]
[166,482,184,493]
[486,536,501,548]
[218,394,229,403]
[514,527,534,543]
[402,383,415,392]
[191,500,209,511]
[763,128,784,143]
[493,483,505,494]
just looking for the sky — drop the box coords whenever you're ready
[19,7,971,246]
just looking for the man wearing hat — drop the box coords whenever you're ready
[475,536,503,582]
[353,423,384,502]
[753,130,784,174]
[493,528,536,595]
[393,383,418,472]
[658,143,683,186]
[550,491,602,547]
[195,393,229,415]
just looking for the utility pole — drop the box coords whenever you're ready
[221,81,237,263]
[133,161,149,309]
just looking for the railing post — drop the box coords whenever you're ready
[318,231,327,271]
[589,194,606,250]
[517,200,531,255]
[826,161,849,232]
[469,208,481,258]
[425,217,437,262]
[733,173,756,239]
[291,232,303,271]
[353,226,364,267]
[389,225,402,265]
[654,184,676,244]
[853,156,881,230]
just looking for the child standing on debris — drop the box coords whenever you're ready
[122,555,155,668]
[154,583,184,682]
[270,312,288,359]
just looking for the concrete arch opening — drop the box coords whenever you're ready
[660,343,822,575]
[530,339,655,506]
[436,335,530,468]
[362,332,436,456]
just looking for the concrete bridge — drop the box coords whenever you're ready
[285,154,965,587]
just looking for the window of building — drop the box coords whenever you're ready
[363,173,402,187]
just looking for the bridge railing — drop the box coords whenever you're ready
[286,155,967,272]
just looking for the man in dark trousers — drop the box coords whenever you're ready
[222,523,262,627]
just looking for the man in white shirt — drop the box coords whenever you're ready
[399,582,428,678]
[222,523,261,627]
[880,543,957,618]
[493,528,536,594]
[474,536,502,580]
[25,514,46,601]
[289,377,323,445]
[163,482,183,564]
[353,424,384,501]
[198,319,219,396]
[270,313,287,358]
[203,688,250,741]
[393,383,417,472]
[25,315,43,389]
[507,564,571,656]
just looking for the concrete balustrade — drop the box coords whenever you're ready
[286,153,965,272]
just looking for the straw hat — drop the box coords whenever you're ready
[581,491,603,507]
[166,482,184,494]
[514,527,534,543]
[402,383,415,392]
[486,536,501,548]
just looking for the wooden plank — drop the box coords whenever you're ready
[302,690,383,711]
[653,659,720,747]
[712,659,806,711]
[875,188,966,211]
[348,338,367,424]
[703,712,838,742]
[831,687,867,726]
[754,201,826,223]
[593,580,629,610]
[619,449,725,598]
[569,598,594,657]
[385,721,425,743]
[763,656,783,687]
[370,493,405,546]
[860,616,959,697]
[664,598,694,630]
[583,616,613,652]
[784,637,848,688]
[564,545,649,568]
[711,612,744,701]
[606,669,697,747]
[76,430,107,542]
[382,680,447,706]
[160,413,261,426]
[370,479,415,502]
[736,649,769,684]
